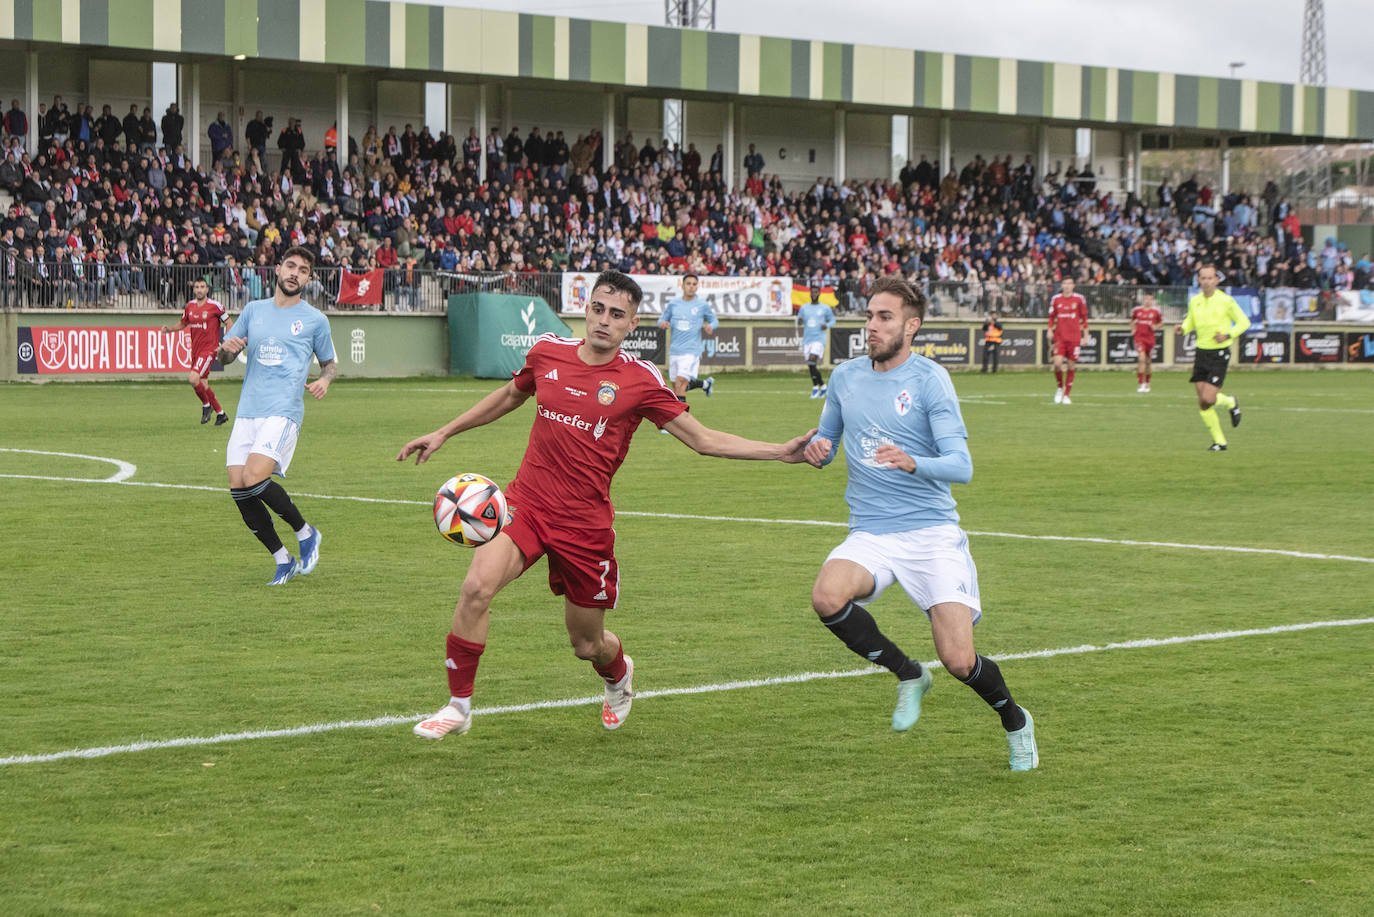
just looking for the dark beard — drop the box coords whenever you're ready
[868,337,902,363]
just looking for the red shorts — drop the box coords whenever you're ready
[1134,335,1156,354]
[1052,339,1080,362]
[503,500,619,609]
[191,350,217,379]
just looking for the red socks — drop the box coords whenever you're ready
[1065,370,1075,394]
[445,632,485,699]
[1054,368,1064,386]
[204,386,222,413]
[1145,373,1152,383]
[193,382,208,405]
[592,639,628,685]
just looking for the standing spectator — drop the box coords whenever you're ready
[139,107,158,151]
[245,110,270,160]
[277,117,305,174]
[35,102,51,150]
[461,128,481,169]
[708,143,723,177]
[744,143,764,177]
[46,96,70,147]
[95,105,122,150]
[122,104,141,149]
[4,100,27,150]
[324,121,338,158]
[161,103,184,151]
[524,126,544,172]
[208,112,233,162]
[504,125,523,169]
[485,127,504,171]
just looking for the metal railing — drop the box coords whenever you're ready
[0,264,1333,325]
[0,262,565,314]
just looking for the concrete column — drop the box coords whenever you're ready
[335,71,349,164]
[1131,131,1143,195]
[833,107,847,183]
[232,63,245,158]
[1037,122,1050,182]
[25,51,39,154]
[475,83,488,178]
[939,116,952,177]
[723,101,738,189]
[602,92,616,171]
[1221,146,1231,195]
[186,63,201,167]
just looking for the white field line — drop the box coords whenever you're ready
[4,463,1374,565]
[3,616,1371,768]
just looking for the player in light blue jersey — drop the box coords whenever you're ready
[803,275,1038,771]
[796,282,836,398]
[217,246,337,585]
[658,274,718,401]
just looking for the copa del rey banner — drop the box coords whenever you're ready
[17,326,195,374]
[560,272,793,316]
[338,268,384,307]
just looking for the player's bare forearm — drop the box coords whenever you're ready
[667,413,814,462]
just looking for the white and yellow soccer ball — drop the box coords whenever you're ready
[433,473,510,546]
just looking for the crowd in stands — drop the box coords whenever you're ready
[3,93,1372,313]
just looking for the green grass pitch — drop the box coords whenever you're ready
[2,368,1372,915]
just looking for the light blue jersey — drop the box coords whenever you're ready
[660,297,719,356]
[814,352,972,534]
[797,302,836,346]
[227,297,336,426]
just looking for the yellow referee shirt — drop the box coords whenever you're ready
[1181,290,1251,350]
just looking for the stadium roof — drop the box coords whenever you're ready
[5,0,1371,142]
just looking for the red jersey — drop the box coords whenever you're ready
[1131,305,1162,338]
[1048,294,1089,343]
[181,298,226,355]
[509,334,687,529]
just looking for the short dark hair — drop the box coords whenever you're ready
[682,272,698,281]
[869,275,926,321]
[280,245,317,271]
[592,270,642,308]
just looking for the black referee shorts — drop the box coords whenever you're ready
[1190,347,1230,386]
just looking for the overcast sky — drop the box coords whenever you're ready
[418,0,1374,90]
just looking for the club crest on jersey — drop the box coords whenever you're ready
[290,319,304,335]
[597,381,619,405]
[894,390,912,416]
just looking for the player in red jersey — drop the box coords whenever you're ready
[1130,293,1163,392]
[1047,277,1089,404]
[398,270,814,740]
[162,278,230,425]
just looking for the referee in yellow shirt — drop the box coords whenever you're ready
[1175,263,1250,450]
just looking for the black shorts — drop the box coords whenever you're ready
[1190,347,1230,386]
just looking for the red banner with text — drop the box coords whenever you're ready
[17,326,196,374]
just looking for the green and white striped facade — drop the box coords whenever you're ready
[2,0,1370,141]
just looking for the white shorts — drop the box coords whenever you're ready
[802,340,824,361]
[826,524,982,623]
[226,416,300,477]
[668,353,701,382]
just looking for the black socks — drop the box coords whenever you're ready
[820,602,923,681]
[231,482,283,553]
[808,363,824,386]
[258,479,306,532]
[955,655,1026,731]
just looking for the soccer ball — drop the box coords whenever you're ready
[433,473,509,546]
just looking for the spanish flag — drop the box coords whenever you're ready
[792,283,839,308]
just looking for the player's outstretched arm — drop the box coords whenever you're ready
[663,411,814,463]
[397,380,530,465]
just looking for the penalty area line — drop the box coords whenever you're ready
[2,616,1372,768]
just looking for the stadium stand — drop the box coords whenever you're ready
[2,98,1371,318]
